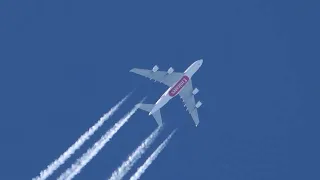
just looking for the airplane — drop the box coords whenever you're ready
[130,59,203,127]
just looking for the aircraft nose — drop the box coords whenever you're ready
[198,59,203,66]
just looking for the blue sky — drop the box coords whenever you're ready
[0,0,319,180]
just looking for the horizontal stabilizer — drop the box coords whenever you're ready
[136,103,163,126]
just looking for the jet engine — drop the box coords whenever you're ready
[152,65,159,72]
[192,88,199,95]
[195,101,202,108]
[167,67,174,74]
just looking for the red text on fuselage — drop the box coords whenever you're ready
[168,75,189,97]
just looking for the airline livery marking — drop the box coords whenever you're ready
[169,75,189,97]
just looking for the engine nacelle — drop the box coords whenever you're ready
[195,101,202,108]
[192,88,199,95]
[152,65,159,72]
[167,67,174,74]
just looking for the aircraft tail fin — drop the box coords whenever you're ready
[136,103,163,126]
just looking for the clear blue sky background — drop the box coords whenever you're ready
[0,0,319,180]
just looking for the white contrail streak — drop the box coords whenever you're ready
[108,125,163,180]
[58,103,141,180]
[32,94,131,180]
[129,129,177,180]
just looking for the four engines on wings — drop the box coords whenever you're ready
[151,65,202,109]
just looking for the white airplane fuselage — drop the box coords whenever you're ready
[149,60,203,115]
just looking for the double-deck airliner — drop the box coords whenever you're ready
[130,59,203,127]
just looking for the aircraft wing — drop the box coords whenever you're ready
[130,68,183,87]
[178,79,200,126]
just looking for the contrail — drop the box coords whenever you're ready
[32,94,131,180]
[108,125,163,180]
[58,102,142,180]
[129,129,177,180]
